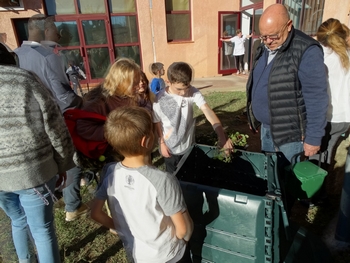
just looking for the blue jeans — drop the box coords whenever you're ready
[0,176,60,263]
[261,124,304,162]
[63,166,83,212]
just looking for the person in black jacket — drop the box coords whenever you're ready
[246,3,328,162]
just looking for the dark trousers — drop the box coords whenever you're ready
[234,54,244,71]
[177,244,192,263]
[164,154,184,174]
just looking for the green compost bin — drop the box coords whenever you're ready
[175,144,331,263]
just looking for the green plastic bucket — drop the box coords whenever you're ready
[287,161,328,199]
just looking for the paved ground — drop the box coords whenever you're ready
[192,73,249,94]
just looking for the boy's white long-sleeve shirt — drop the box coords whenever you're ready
[152,86,206,155]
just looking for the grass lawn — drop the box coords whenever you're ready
[1,91,349,262]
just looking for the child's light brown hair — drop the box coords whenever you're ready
[150,62,164,75]
[104,106,154,157]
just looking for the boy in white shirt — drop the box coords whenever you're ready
[153,62,233,173]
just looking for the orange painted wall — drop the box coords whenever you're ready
[0,1,45,49]
[138,0,239,79]
[1,0,350,78]
[323,0,350,28]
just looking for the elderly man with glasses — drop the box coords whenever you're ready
[246,3,328,163]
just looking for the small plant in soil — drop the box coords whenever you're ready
[229,131,249,148]
[213,132,249,163]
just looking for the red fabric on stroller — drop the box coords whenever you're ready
[64,108,108,159]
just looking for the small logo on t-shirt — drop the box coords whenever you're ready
[125,175,135,188]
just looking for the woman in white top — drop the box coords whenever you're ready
[221,29,252,74]
[316,18,350,165]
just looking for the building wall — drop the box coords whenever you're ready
[138,0,239,78]
[0,1,45,49]
[1,0,350,79]
[323,0,350,28]
[263,0,277,9]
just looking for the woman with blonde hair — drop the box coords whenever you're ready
[77,57,141,143]
[316,18,350,166]
[342,23,350,47]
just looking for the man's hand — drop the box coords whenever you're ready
[303,143,320,157]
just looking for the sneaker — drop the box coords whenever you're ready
[65,204,90,222]
[242,71,246,75]
[109,229,118,235]
[80,178,87,186]
[236,71,240,75]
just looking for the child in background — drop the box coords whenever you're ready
[136,71,155,112]
[91,106,193,263]
[153,62,233,173]
[150,62,166,94]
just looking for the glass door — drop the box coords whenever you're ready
[241,9,253,73]
[218,12,241,75]
[54,16,114,83]
[80,17,114,80]
[249,8,263,70]
[47,0,141,84]
[239,1,263,72]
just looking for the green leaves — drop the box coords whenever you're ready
[213,131,249,163]
[229,131,249,147]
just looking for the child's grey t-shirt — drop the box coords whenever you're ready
[95,162,187,263]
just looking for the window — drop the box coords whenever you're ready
[0,0,24,11]
[165,0,191,42]
[283,0,325,35]
[78,0,105,14]
[109,0,136,13]
[12,18,28,46]
[241,0,263,8]
[110,1,140,64]
[44,0,141,81]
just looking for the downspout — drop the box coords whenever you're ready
[149,0,157,62]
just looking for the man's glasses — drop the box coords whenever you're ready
[259,21,290,41]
